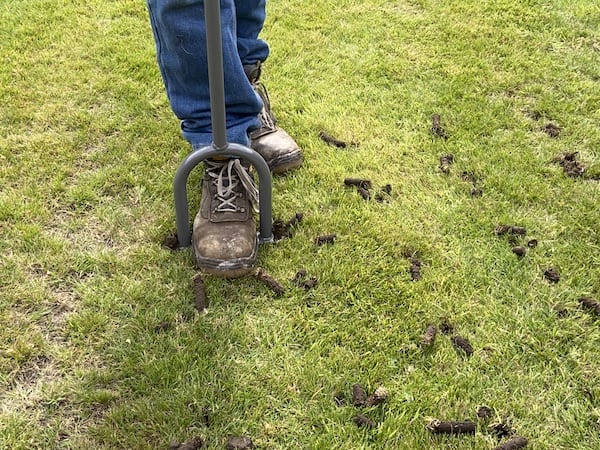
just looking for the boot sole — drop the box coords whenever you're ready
[268,151,303,174]
[194,243,258,279]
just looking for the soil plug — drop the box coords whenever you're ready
[427,419,476,434]
[543,268,560,283]
[353,414,376,429]
[315,234,336,245]
[319,131,350,148]
[439,154,454,174]
[192,273,208,312]
[476,406,493,419]
[162,232,179,250]
[409,257,422,281]
[431,114,448,139]
[439,318,454,335]
[357,186,371,200]
[526,239,538,248]
[178,436,205,450]
[352,383,367,406]
[511,246,526,258]
[255,268,285,296]
[495,225,527,236]
[544,122,560,138]
[344,178,372,190]
[365,386,388,407]
[225,436,254,450]
[422,324,437,346]
[489,420,515,439]
[579,297,600,316]
[451,335,474,357]
[494,436,528,450]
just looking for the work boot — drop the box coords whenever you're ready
[244,63,303,174]
[193,159,258,278]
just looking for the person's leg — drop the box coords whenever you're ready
[234,0,269,66]
[235,1,304,173]
[147,0,260,277]
[147,0,262,147]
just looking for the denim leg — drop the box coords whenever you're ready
[147,0,262,146]
[235,0,269,65]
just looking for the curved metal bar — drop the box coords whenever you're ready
[173,143,273,248]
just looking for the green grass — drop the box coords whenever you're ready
[1,0,599,448]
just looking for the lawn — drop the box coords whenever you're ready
[1,0,599,449]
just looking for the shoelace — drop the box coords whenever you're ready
[253,82,277,135]
[205,159,259,213]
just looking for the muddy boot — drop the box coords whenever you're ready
[245,63,303,174]
[193,159,258,278]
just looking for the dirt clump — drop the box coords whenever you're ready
[552,151,586,178]
[427,419,476,434]
[440,318,454,335]
[409,257,422,281]
[488,419,515,439]
[352,383,367,406]
[225,436,254,450]
[439,153,454,174]
[451,335,474,357]
[511,246,526,258]
[162,232,180,250]
[365,387,388,407]
[544,122,561,138]
[171,436,205,450]
[192,273,208,312]
[154,321,171,333]
[315,234,336,245]
[477,406,494,419]
[494,436,528,450]
[254,268,285,296]
[344,178,372,189]
[526,239,538,248]
[543,268,560,283]
[422,324,437,346]
[375,184,393,202]
[319,131,357,148]
[272,213,303,241]
[431,114,448,139]
[353,414,376,429]
[292,269,318,291]
[495,225,527,236]
[579,297,600,316]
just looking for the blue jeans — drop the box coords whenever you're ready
[147,0,270,147]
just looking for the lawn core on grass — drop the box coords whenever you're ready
[171,436,205,449]
[477,406,494,419]
[495,225,527,236]
[543,268,560,283]
[352,383,367,406]
[192,273,208,312]
[315,234,336,245]
[319,130,357,148]
[489,419,515,439]
[544,122,561,138]
[439,154,454,174]
[353,414,376,429]
[440,318,454,335]
[292,269,318,291]
[254,268,285,296]
[431,114,448,139]
[511,246,526,258]
[272,212,304,241]
[163,232,180,250]
[422,324,437,346]
[451,335,474,357]
[579,297,600,316]
[427,420,476,434]
[552,151,586,178]
[494,436,528,450]
[409,257,422,281]
[364,386,388,407]
[225,436,254,449]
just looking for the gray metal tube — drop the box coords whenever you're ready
[205,0,227,150]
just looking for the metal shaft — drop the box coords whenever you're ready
[205,0,227,150]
